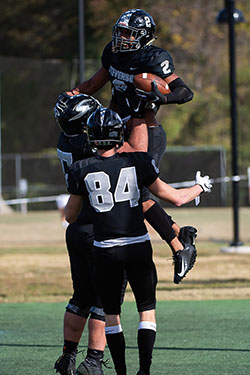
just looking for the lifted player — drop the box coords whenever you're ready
[64,107,212,375]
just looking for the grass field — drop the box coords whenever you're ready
[1,300,250,375]
[1,208,250,374]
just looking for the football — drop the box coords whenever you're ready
[133,73,170,94]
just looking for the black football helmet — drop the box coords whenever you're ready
[54,93,101,136]
[112,9,156,53]
[87,107,124,149]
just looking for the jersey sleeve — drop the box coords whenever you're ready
[149,48,175,79]
[66,161,85,195]
[142,154,160,186]
[129,152,159,187]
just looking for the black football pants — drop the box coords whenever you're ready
[94,240,157,315]
[65,222,103,314]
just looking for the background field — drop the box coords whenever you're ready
[1,208,250,302]
[1,208,250,374]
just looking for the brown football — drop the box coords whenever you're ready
[134,73,170,94]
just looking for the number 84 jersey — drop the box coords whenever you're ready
[67,152,159,242]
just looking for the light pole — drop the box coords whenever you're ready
[78,0,85,82]
[216,0,245,247]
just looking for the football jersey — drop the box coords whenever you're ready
[57,132,96,224]
[102,42,175,118]
[67,152,159,242]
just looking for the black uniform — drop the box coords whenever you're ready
[57,132,103,318]
[102,42,174,119]
[67,152,159,315]
[102,42,172,200]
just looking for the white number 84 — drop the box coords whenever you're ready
[84,167,140,212]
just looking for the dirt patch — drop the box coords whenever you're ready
[1,209,250,302]
[1,251,250,303]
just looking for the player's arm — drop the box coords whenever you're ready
[148,173,212,206]
[65,194,83,223]
[164,73,194,104]
[66,67,110,96]
[136,72,193,106]
[117,118,148,153]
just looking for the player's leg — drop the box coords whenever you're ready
[142,197,180,248]
[144,124,184,251]
[147,124,166,168]
[145,125,198,281]
[143,197,198,283]
[76,306,106,375]
[137,310,156,375]
[94,245,127,375]
[173,225,197,284]
[125,241,157,375]
[55,223,105,375]
[105,314,126,375]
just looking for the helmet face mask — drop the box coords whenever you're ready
[112,9,156,53]
[87,108,124,150]
[54,94,101,136]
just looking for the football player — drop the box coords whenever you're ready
[64,107,212,375]
[54,94,106,375]
[62,8,194,261]
[54,94,149,375]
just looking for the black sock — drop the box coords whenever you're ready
[144,201,176,243]
[106,332,126,375]
[86,348,104,361]
[137,329,156,374]
[63,340,78,354]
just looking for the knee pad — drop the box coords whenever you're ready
[89,306,105,322]
[65,303,90,319]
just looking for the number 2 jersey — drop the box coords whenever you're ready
[102,42,175,118]
[67,152,159,244]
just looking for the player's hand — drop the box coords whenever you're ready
[195,171,212,193]
[54,93,78,122]
[55,92,79,115]
[135,81,167,105]
[56,92,74,102]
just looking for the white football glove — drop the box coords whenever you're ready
[195,171,212,193]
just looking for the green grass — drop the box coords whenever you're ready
[1,300,250,375]
[1,209,250,373]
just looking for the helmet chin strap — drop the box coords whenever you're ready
[144,36,157,47]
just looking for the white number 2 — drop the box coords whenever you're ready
[144,16,151,28]
[84,167,140,212]
[161,59,171,75]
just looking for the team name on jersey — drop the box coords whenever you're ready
[109,66,134,83]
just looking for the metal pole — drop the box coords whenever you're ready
[0,73,2,199]
[226,0,242,246]
[78,0,85,82]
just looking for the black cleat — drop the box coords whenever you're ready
[54,350,77,375]
[76,357,107,375]
[173,226,197,284]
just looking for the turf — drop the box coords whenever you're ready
[1,300,250,375]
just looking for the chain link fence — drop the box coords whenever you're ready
[1,146,249,212]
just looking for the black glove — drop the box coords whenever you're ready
[135,81,167,105]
